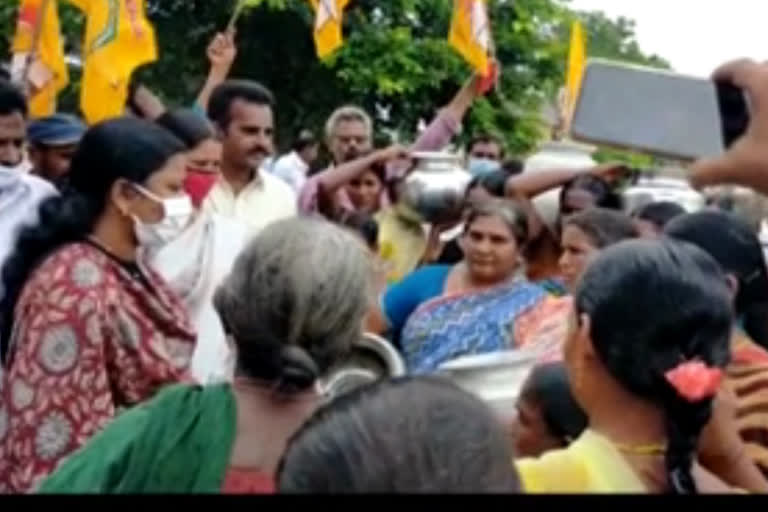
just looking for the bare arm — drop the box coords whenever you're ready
[443,75,481,126]
[315,145,407,196]
[195,30,237,112]
[389,73,489,179]
[504,163,626,199]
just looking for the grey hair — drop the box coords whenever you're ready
[325,105,373,141]
[465,198,530,246]
[213,218,372,393]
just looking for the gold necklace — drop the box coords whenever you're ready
[614,443,667,456]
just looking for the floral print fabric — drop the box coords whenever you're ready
[0,242,195,493]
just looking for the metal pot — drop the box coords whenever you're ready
[438,351,537,422]
[397,151,471,224]
[320,333,406,401]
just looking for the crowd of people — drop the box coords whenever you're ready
[2,27,768,493]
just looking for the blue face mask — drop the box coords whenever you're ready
[467,157,501,177]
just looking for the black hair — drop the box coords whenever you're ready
[155,108,214,149]
[467,170,510,198]
[207,80,275,130]
[0,118,186,359]
[337,211,379,250]
[521,363,587,444]
[576,239,733,494]
[277,376,522,493]
[665,210,768,347]
[293,130,317,152]
[633,201,686,230]
[467,133,505,158]
[560,174,623,212]
[0,80,28,118]
[563,208,638,249]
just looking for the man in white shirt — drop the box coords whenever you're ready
[0,82,58,365]
[270,129,318,193]
[203,80,296,233]
[0,80,57,274]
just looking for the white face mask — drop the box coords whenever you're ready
[467,157,501,177]
[131,184,193,251]
[0,161,32,188]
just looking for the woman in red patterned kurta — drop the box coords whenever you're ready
[0,118,196,493]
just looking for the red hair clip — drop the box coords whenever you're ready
[664,360,723,403]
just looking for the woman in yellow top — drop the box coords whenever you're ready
[517,239,743,493]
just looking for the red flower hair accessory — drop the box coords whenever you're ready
[664,360,723,402]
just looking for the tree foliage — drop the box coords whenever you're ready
[1,0,670,155]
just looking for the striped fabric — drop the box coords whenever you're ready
[728,331,768,478]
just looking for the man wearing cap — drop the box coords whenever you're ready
[27,113,85,188]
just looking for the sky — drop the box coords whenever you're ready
[567,0,767,77]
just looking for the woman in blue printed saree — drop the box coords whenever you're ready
[378,200,570,374]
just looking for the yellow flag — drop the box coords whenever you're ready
[13,0,70,118]
[449,0,492,76]
[307,0,349,59]
[565,20,587,125]
[71,0,158,124]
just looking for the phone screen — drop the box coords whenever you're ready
[571,61,750,161]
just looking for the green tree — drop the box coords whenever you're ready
[573,10,670,70]
[0,0,670,157]
[559,10,672,167]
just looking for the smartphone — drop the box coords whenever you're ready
[570,59,750,161]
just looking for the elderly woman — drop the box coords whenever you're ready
[371,199,570,373]
[38,218,372,494]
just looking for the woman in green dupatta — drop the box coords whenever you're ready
[38,217,373,494]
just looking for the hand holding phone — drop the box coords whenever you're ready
[690,59,768,194]
[571,59,751,162]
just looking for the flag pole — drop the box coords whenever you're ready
[227,0,245,32]
[21,0,54,93]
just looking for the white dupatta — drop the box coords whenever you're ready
[148,212,250,384]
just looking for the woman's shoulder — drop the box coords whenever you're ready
[516,431,646,493]
[516,443,588,493]
[27,242,112,291]
[413,264,453,280]
[393,265,452,293]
